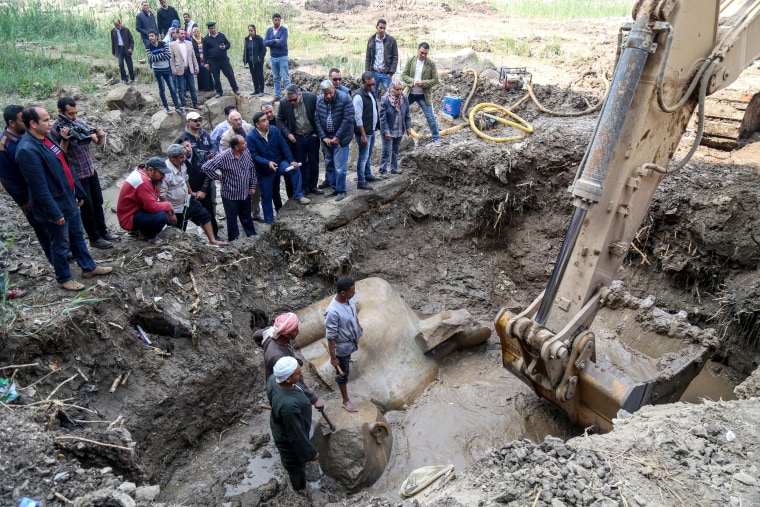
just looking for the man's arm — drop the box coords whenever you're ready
[276,104,292,139]
[16,145,63,222]
[0,146,30,208]
[125,28,134,53]
[314,99,327,140]
[388,36,399,74]
[400,57,414,87]
[201,154,223,180]
[111,30,117,57]
[364,36,373,72]
[244,131,272,167]
[352,94,366,139]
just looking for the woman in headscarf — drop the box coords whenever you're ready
[191,26,214,91]
[378,79,412,177]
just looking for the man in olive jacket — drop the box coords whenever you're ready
[400,42,441,147]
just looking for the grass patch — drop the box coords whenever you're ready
[538,38,563,59]
[491,0,630,18]
[493,37,532,57]
[0,46,96,100]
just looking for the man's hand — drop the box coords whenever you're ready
[287,134,296,143]
[167,213,177,225]
[268,161,278,171]
[386,73,393,79]
[60,127,72,141]
[54,217,65,225]
[21,202,32,214]
[127,48,132,54]
[360,134,367,147]
[248,187,257,196]
[314,398,325,410]
[77,199,84,207]
[414,80,422,87]
[385,132,392,140]
[219,43,226,50]
[312,452,320,461]
[195,191,206,200]
[406,129,412,136]
[330,356,339,368]
[204,63,210,70]
[330,137,340,146]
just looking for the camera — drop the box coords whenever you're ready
[56,114,97,145]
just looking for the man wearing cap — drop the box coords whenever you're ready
[180,111,215,154]
[156,0,179,38]
[324,276,362,412]
[264,13,290,101]
[255,312,324,408]
[161,144,227,246]
[267,356,320,491]
[170,26,199,110]
[277,85,322,196]
[202,22,240,98]
[117,156,176,245]
[202,134,258,240]
[15,106,114,291]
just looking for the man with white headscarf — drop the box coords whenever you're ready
[267,356,320,490]
[254,312,324,409]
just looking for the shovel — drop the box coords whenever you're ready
[319,407,336,433]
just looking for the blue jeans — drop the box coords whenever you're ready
[354,130,376,184]
[270,56,290,98]
[408,94,440,141]
[132,210,168,239]
[45,214,97,283]
[175,68,198,107]
[379,136,402,174]
[322,143,349,193]
[372,71,392,98]
[258,161,305,223]
[153,67,180,110]
[222,197,256,240]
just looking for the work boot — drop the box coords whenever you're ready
[357,182,374,190]
[82,266,114,278]
[60,280,85,291]
[90,238,114,249]
[317,180,331,189]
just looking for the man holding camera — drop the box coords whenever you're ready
[51,97,118,249]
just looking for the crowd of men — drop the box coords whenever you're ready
[1,5,446,297]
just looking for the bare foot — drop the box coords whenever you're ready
[342,400,358,412]
[211,239,229,246]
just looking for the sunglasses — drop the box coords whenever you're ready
[331,77,342,82]
[288,98,298,103]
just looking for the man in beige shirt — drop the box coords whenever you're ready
[169,29,199,109]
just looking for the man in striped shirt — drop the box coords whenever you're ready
[202,135,258,240]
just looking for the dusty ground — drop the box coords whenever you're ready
[2,1,760,506]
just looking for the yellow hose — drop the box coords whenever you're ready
[469,102,533,142]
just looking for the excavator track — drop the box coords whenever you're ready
[700,61,760,150]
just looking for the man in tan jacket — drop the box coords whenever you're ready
[169,29,199,110]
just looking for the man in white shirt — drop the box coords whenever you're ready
[400,42,441,147]
[169,28,199,109]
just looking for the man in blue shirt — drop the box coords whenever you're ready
[263,13,290,101]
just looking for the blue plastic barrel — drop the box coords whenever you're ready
[442,96,462,118]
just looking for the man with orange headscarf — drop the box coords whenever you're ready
[254,312,324,409]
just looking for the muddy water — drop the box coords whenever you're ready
[367,346,580,497]
[680,360,737,403]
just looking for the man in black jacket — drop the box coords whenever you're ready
[156,0,179,37]
[15,106,113,291]
[111,19,135,84]
[277,85,322,195]
[202,22,240,98]
[135,1,157,48]
[365,19,399,97]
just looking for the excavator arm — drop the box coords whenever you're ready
[495,0,760,431]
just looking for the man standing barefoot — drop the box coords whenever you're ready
[325,276,363,412]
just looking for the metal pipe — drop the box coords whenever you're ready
[535,15,655,326]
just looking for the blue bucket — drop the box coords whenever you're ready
[442,96,462,118]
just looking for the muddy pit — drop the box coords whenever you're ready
[2,61,760,506]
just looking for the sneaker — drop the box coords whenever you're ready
[101,232,120,241]
[233,91,241,96]
[433,139,442,147]
[317,180,331,189]
[324,190,340,198]
[390,169,403,175]
[380,173,389,179]
[90,238,114,249]
[365,175,380,182]
[310,188,325,195]
[129,79,135,84]
[252,214,266,223]
[295,196,311,204]
[82,266,114,278]
[335,192,347,201]
[60,280,85,291]
[165,108,172,114]
[122,80,129,85]
[357,182,374,190]
[178,107,186,114]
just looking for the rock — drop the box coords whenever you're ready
[735,367,760,399]
[311,399,392,491]
[733,471,758,486]
[304,0,369,14]
[480,69,501,86]
[106,86,146,111]
[136,294,193,338]
[435,48,480,71]
[117,481,136,494]
[150,109,186,153]
[408,201,429,219]
[199,95,237,131]
[135,485,160,501]
[73,488,136,507]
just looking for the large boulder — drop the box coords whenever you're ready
[311,399,392,491]
[198,95,237,130]
[106,85,146,111]
[150,109,186,153]
[435,48,480,71]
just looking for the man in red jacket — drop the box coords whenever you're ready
[117,156,176,245]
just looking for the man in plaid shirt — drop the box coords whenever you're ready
[51,97,119,249]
